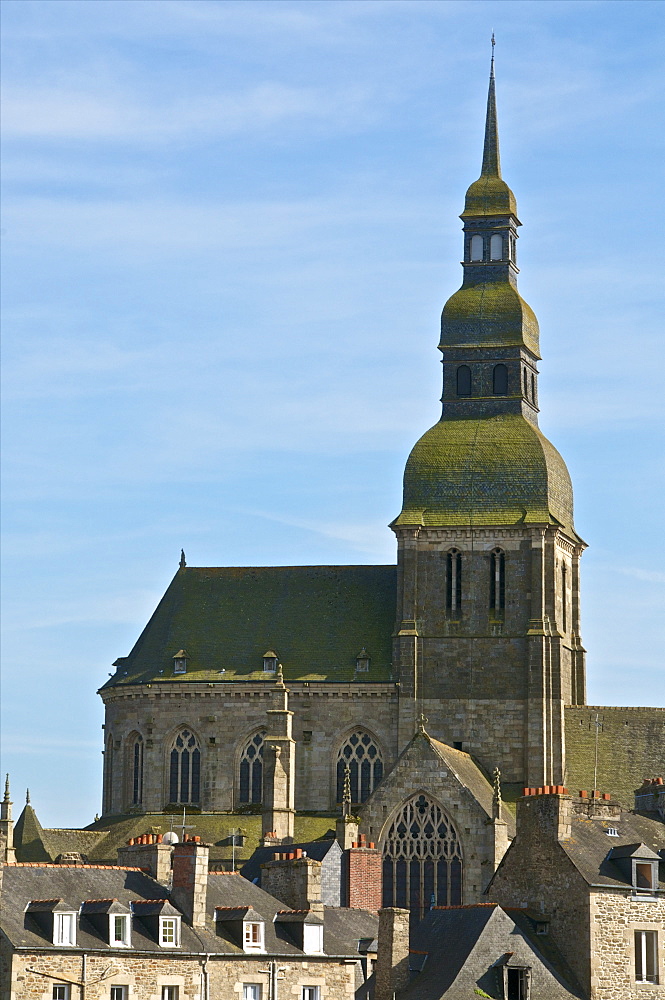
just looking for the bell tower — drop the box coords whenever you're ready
[392,48,586,788]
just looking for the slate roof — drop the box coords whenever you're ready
[429,737,515,832]
[240,837,339,885]
[0,863,377,960]
[560,810,665,889]
[101,565,397,687]
[396,904,583,1000]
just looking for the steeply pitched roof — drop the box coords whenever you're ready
[397,905,583,999]
[240,837,339,885]
[560,810,665,889]
[101,564,396,687]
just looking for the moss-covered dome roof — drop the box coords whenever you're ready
[461,174,517,219]
[395,414,576,536]
[440,280,540,357]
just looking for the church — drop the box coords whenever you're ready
[91,57,663,919]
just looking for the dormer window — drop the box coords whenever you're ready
[172,650,188,674]
[355,648,370,672]
[159,916,181,947]
[303,922,324,955]
[470,234,484,261]
[243,920,265,952]
[262,650,278,673]
[54,912,76,946]
[110,913,131,947]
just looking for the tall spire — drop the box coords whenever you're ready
[481,34,501,178]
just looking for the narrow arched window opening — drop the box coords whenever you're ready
[470,235,483,261]
[523,368,528,397]
[456,365,472,397]
[336,731,383,805]
[132,735,144,805]
[531,372,536,404]
[490,234,503,261]
[446,549,462,615]
[561,563,567,633]
[104,737,114,815]
[490,548,505,612]
[382,794,463,922]
[239,731,264,804]
[493,364,508,395]
[169,729,200,805]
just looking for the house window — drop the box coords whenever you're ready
[493,363,508,395]
[110,989,127,1000]
[54,912,76,946]
[239,731,265,804]
[132,735,144,805]
[169,729,200,804]
[504,966,531,1000]
[243,921,264,951]
[159,916,180,947]
[470,235,484,261]
[302,989,320,1000]
[490,549,506,612]
[162,989,179,1000]
[336,731,383,805]
[303,923,324,954]
[382,793,463,921]
[110,914,130,947]
[243,987,262,1000]
[635,930,658,984]
[456,365,472,397]
[635,862,656,892]
[490,234,503,260]
[446,549,462,615]
[52,988,70,1000]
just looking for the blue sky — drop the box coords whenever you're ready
[2,0,663,828]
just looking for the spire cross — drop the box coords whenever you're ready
[417,713,428,734]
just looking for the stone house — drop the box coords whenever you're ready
[487,788,665,999]
[0,838,378,1000]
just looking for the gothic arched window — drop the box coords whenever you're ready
[382,794,463,921]
[493,364,508,395]
[336,731,383,805]
[132,734,144,806]
[239,731,264,804]
[490,548,506,612]
[169,729,201,805]
[490,234,503,260]
[470,235,483,261]
[446,549,462,614]
[456,365,472,397]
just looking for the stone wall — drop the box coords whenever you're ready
[589,891,665,1000]
[2,950,359,1000]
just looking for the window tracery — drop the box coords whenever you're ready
[336,730,383,805]
[168,728,200,805]
[382,793,463,920]
[239,731,265,804]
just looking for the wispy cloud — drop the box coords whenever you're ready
[616,566,665,585]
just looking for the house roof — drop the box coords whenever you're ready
[100,564,397,687]
[240,837,339,885]
[396,905,583,1000]
[0,863,377,959]
[560,810,665,889]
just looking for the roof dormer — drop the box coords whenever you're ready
[215,905,266,952]
[26,898,77,946]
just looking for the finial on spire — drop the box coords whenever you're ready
[179,549,186,569]
[481,35,501,178]
[3,774,9,802]
[492,767,502,819]
[416,713,428,735]
[26,789,31,805]
[342,763,352,819]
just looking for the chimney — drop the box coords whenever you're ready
[171,840,209,927]
[343,839,382,910]
[117,839,173,885]
[517,788,572,842]
[374,907,410,1000]
[261,854,323,916]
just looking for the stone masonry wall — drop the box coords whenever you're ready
[590,890,665,1000]
[2,950,358,1000]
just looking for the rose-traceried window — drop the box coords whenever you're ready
[239,731,265,804]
